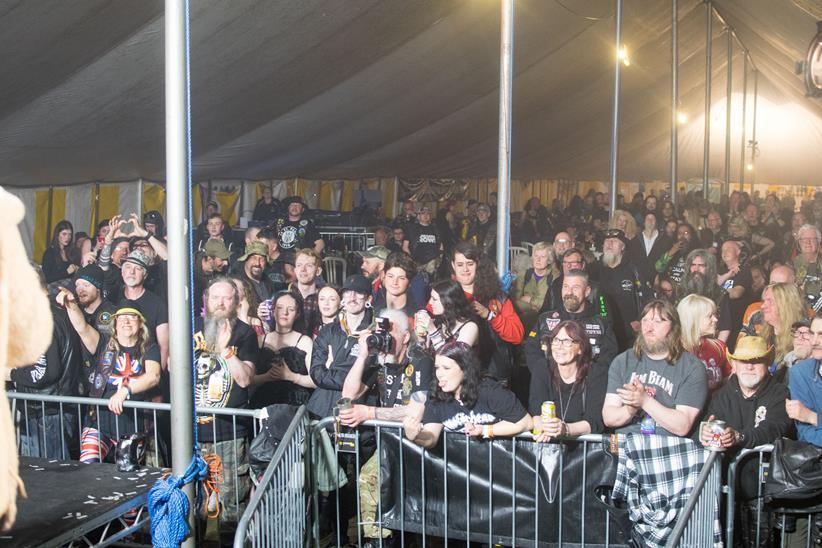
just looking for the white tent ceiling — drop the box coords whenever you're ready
[1,0,821,187]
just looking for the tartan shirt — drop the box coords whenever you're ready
[612,433,722,547]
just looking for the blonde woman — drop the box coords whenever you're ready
[759,282,808,381]
[609,210,638,240]
[677,295,730,392]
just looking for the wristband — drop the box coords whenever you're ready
[221,347,236,360]
[486,311,496,322]
[483,424,494,439]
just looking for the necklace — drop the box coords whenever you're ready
[557,380,579,422]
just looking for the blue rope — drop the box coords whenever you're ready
[148,0,206,545]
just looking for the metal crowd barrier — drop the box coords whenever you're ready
[8,391,264,520]
[308,417,633,548]
[319,229,374,252]
[664,449,723,548]
[234,405,309,548]
[726,444,820,548]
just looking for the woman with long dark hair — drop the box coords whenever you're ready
[403,342,530,449]
[528,320,608,441]
[42,220,78,283]
[417,279,478,350]
[251,290,315,407]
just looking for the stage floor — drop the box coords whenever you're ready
[2,457,160,547]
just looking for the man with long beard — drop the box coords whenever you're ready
[193,277,258,542]
[602,299,707,437]
[598,229,651,351]
[677,249,732,343]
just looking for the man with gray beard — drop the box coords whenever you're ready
[598,229,651,351]
[677,249,732,343]
[192,277,258,538]
[603,299,707,437]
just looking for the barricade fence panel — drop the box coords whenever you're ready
[8,391,262,521]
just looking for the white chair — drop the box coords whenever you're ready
[509,246,529,263]
[521,242,535,255]
[322,256,347,285]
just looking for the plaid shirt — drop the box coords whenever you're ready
[612,433,722,547]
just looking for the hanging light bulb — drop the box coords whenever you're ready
[618,46,630,67]
[746,163,754,171]
[677,111,689,124]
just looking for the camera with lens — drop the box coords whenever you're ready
[366,317,394,354]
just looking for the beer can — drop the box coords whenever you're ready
[541,401,556,422]
[706,420,726,451]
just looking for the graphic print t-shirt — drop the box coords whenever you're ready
[91,338,159,400]
[422,378,527,432]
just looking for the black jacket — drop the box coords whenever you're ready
[524,301,618,372]
[11,308,82,400]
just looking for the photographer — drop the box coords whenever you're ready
[339,309,433,546]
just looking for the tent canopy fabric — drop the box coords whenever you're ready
[1,0,821,188]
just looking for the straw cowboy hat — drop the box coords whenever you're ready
[727,336,774,363]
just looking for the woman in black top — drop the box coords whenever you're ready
[529,319,608,441]
[404,341,530,449]
[42,220,78,283]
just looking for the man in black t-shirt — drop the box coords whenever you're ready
[193,277,258,528]
[403,206,442,274]
[339,308,433,545]
[275,196,324,254]
[719,240,754,341]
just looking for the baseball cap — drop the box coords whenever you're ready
[75,264,104,290]
[603,228,628,245]
[122,249,151,271]
[342,274,372,295]
[204,238,231,260]
[239,241,269,262]
[356,245,390,261]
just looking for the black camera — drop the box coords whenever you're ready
[366,317,394,354]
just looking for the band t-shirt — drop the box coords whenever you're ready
[89,337,160,400]
[422,379,527,432]
[276,218,321,251]
[363,353,434,409]
[606,350,708,436]
[117,288,168,337]
[404,223,441,264]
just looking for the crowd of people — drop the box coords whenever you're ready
[10,187,822,546]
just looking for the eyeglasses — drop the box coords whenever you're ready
[793,329,812,340]
[551,337,578,349]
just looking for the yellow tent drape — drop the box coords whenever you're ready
[215,190,239,227]
[142,183,166,215]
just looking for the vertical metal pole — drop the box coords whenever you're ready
[670,0,679,205]
[46,186,54,242]
[739,54,748,190]
[750,70,758,194]
[165,0,195,545]
[93,182,101,234]
[702,2,713,199]
[609,0,624,220]
[137,177,145,216]
[495,0,515,277]
[724,30,732,198]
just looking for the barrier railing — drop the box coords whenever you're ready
[318,229,374,252]
[8,391,264,520]
[664,449,722,548]
[308,417,633,548]
[233,405,309,548]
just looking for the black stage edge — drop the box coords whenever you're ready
[1,457,161,548]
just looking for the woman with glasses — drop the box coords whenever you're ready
[528,320,608,441]
[677,295,730,393]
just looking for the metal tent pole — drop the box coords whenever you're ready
[724,29,733,198]
[750,70,758,194]
[164,0,195,545]
[702,2,713,199]
[739,54,748,190]
[670,0,679,204]
[495,0,515,277]
[609,0,624,219]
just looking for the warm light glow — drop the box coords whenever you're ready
[677,111,688,124]
[618,46,630,67]
[746,163,754,171]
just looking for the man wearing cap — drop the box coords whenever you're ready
[358,245,391,291]
[466,203,497,258]
[599,228,651,351]
[787,316,822,447]
[256,226,295,291]
[307,274,374,419]
[118,249,169,370]
[275,196,324,254]
[403,206,442,275]
[236,241,275,303]
[698,335,793,546]
[142,210,166,240]
[194,239,231,303]
[74,264,117,338]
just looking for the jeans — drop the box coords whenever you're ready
[18,412,78,460]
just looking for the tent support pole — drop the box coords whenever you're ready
[670,0,678,205]
[750,70,758,194]
[46,187,54,242]
[137,177,144,216]
[495,0,514,277]
[609,0,623,219]
[164,0,195,546]
[724,30,732,198]
[702,1,713,200]
[739,54,748,191]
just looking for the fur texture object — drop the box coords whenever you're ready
[0,186,53,530]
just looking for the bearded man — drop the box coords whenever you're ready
[192,277,258,537]
[602,299,708,437]
[677,249,732,342]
